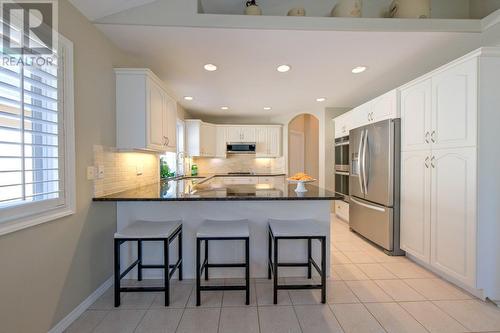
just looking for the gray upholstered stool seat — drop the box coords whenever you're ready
[197,219,250,238]
[115,220,182,239]
[268,219,326,238]
[196,219,250,306]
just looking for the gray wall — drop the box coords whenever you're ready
[0,1,143,332]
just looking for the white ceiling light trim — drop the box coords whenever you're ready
[352,66,367,74]
[276,64,291,73]
[221,106,229,110]
[316,97,326,102]
[263,107,272,110]
[184,96,194,101]
[204,64,218,71]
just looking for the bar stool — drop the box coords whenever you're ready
[114,220,183,307]
[268,219,327,304]
[196,219,250,306]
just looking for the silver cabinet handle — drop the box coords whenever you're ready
[431,130,436,143]
[425,132,430,144]
[425,156,430,168]
[431,156,436,168]
[166,137,170,147]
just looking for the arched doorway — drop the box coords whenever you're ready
[288,114,319,182]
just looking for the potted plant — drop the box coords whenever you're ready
[245,0,262,15]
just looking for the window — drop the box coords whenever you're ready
[0,36,75,235]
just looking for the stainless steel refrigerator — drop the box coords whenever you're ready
[349,119,404,256]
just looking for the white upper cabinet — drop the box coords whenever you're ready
[401,79,432,152]
[115,69,177,153]
[431,58,477,150]
[226,126,256,143]
[185,120,217,157]
[371,90,398,123]
[215,126,227,158]
[334,89,398,139]
[189,123,282,158]
[430,147,476,287]
[334,113,349,138]
[256,126,282,158]
[400,150,431,263]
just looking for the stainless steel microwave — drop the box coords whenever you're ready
[226,143,256,154]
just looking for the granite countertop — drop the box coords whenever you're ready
[93,174,340,202]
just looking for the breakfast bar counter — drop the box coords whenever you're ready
[94,176,341,279]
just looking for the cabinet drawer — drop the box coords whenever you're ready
[223,177,258,185]
[258,177,274,184]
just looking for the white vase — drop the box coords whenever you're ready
[388,0,431,18]
[245,5,262,15]
[287,7,306,16]
[331,0,362,18]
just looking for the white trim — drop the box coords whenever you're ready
[481,9,500,31]
[0,34,75,236]
[47,277,113,333]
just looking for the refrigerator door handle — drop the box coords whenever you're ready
[350,197,386,212]
[357,129,365,194]
[362,129,369,195]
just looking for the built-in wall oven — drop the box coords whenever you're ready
[335,136,349,199]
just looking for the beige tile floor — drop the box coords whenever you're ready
[66,216,500,333]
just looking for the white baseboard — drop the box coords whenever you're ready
[48,276,113,333]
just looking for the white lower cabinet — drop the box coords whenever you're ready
[335,200,349,222]
[400,150,431,263]
[430,147,476,287]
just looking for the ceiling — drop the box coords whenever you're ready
[68,0,156,20]
[96,24,481,117]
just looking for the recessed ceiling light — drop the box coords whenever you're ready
[276,64,291,73]
[204,64,217,71]
[221,106,229,110]
[316,97,327,102]
[263,107,272,111]
[352,66,367,74]
[184,96,194,101]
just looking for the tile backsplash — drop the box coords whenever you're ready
[93,145,159,197]
[192,155,285,175]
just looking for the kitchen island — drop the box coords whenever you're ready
[94,175,341,279]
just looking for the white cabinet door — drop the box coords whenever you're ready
[241,127,256,142]
[147,79,166,150]
[227,126,242,143]
[400,150,431,263]
[334,114,349,138]
[215,126,227,158]
[200,123,216,157]
[267,127,281,157]
[371,90,398,122]
[401,79,432,152]
[351,103,370,130]
[431,59,477,150]
[430,147,476,287]
[255,127,268,157]
[164,95,177,152]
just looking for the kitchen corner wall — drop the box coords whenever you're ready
[93,146,159,197]
[193,155,285,174]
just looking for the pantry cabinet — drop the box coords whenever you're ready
[115,69,177,153]
[400,49,500,299]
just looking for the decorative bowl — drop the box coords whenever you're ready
[287,178,317,192]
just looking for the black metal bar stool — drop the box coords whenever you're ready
[196,219,250,306]
[268,218,327,304]
[114,220,183,307]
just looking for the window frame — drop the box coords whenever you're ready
[0,34,75,236]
